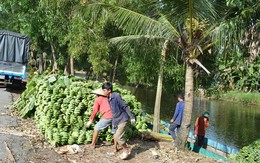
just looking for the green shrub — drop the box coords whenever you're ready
[229,139,260,162]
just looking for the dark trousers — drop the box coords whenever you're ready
[169,123,180,140]
[197,135,205,147]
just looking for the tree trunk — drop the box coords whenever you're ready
[39,53,44,74]
[70,56,74,76]
[112,55,119,83]
[50,43,57,70]
[153,40,169,132]
[64,56,70,75]
[43,52,47,71]
[175,61,194,149]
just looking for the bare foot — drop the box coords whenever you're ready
[114,148,119,153]
[90,144,95,149]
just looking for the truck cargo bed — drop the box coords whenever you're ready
[0,61,26,79]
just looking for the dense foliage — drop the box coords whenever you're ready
[0,0,258,94]
[229,139,260,162]
[210,0,260,94]
[11,71,150,146]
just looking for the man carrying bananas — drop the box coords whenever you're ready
[102,82,136,160]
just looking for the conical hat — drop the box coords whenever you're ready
[92,88,105,96]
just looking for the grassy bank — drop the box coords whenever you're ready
[222,91,260,105]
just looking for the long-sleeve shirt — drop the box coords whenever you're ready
[194,116,209,136]
[172,101,185,125]
[90,96,113,121]
[108,93,134,127]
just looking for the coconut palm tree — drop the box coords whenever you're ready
[85,0,226,149]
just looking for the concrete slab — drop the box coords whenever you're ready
[0,87,26,162]
[0,133,31,163]
[0,115,17,127]
[0,88,12,108]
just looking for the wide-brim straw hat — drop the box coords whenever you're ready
[92,88,106,96]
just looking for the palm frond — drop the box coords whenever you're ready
[193,0,219,21]
[158,14,180,38]
[163,0,224,24]
[86,3,178,40]
[197,24,217,45]
[82,3,110,25]
[111,5,176,38]
[170,0,189,25]
[109,35,164,51]
[190,58,210,75]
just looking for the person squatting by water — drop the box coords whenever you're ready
[194,112,210,147]
[169,93,185,140]
[86,88,113,149]
[102,82,136,160]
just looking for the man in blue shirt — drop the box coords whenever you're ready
[169,93,185,140]
[102,82,135,160]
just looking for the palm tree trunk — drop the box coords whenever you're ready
[153,40,169,132]
[175,61,193,149]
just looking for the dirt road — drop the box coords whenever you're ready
[0,86,222,163]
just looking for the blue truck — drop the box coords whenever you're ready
[0,30,30,85]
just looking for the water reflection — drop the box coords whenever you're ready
[203,100,260,149]
[123,85,260,149]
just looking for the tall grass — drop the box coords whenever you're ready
[223,91,260,105]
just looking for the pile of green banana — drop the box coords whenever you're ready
[11,71,151,146]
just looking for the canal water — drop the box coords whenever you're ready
[123,86,260,150]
